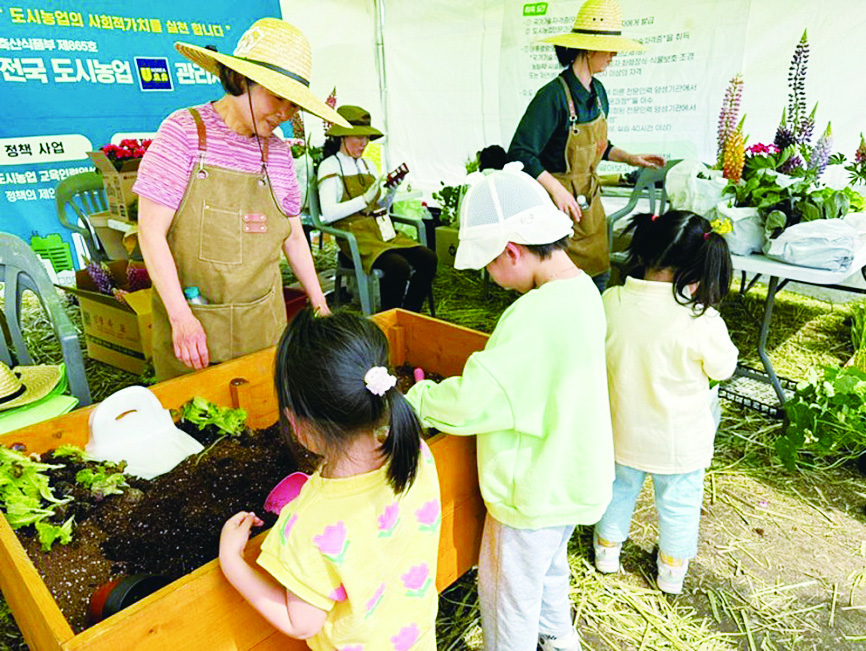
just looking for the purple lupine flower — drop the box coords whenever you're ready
[797,103,817,145]
[786,30,809,140]
[86,262,114,295]
[774,109,797,152]
[779,154,804,175]
[716,75,743,166]
[809,122,832,177]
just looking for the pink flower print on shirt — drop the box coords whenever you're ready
[415,499,440,533]
[364,582,386,620]
[378,502,400,537]
[420,441,433,464]
[314,521,350,565]
[329,584,348,602]
[279,514,298,545]
[391,623,420,651]
[401,563,432,598]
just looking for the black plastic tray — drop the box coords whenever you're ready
[718,365,799,418]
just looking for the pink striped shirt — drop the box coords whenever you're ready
[133,102,301,216]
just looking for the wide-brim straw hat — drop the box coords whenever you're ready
[175,18,350,128]
[0,362,62,411]
[539,0,644,52]
[325,105,384,140]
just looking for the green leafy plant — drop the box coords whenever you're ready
[75,465,128,499]
[778,365,866,469]
[432,183,463,227]
[178,397,247,438]
[0,446,74,551]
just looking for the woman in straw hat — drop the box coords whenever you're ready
[135,18,351,381]
[317,105,437,312]
[508,0,665,294]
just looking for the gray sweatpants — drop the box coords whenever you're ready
[478,514,576,651]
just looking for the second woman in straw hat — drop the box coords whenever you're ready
[317,105,437,313]
[508,0,665,294]
[135,18,350,381]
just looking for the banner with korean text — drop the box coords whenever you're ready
[0,0,279,267]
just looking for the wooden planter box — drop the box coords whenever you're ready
[0,309,487,651]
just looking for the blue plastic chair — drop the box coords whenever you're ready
[0,233,91,406]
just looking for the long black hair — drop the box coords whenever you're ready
[623,210,732,315]
[274,308,422,494]
[322,136,342,160]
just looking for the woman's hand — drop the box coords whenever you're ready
[549,181,583,223]
[170,312,209,370]
[537,171,582,223]
[362,175,385,206]
[629,153,665,168]
[220,511,263,560]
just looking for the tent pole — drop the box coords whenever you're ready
[374,0,390,173]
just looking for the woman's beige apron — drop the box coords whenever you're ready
[151,107,290,380]
[552,75,610,277]
[323,162,417,274]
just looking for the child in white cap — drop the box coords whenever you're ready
[406,164,614,651]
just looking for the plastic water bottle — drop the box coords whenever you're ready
[577,194,589,210]
[184,286,208,305]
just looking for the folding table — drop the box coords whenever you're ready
[730,248,866,409]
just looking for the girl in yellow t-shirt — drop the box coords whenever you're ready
[219,309,440,650]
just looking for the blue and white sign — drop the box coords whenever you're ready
[0,0,280,266]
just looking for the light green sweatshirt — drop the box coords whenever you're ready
[406,274,614,529]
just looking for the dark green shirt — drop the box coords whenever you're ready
[508,66,613,179]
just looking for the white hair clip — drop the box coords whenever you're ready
[364,366,396,397]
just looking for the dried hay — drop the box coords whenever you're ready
[3,264,866,650]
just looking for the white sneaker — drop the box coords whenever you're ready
[539,629,582,651]
[593,538,621,574]
[657,556,689,594]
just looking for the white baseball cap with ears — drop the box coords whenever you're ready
[454,163,575,270]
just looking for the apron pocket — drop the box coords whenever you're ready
[190,285,282,364]
[199,202,242,264]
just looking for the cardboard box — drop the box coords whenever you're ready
[435,225,460,268]
[89,211,129,260]
[87,151,141,221]
[60,261,152,375]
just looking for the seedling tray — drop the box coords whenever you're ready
[719,365,798,418]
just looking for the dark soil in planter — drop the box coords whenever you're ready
[14,422,303,633]
[12,366,441,634]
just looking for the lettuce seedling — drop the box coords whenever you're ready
[35,517,75,552]
[1,446,73,550]
[75,466,128,499]
[178,396,248,437]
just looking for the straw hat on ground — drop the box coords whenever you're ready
[325,106,384,140]
[539,0,644,53]
[0,362,62,411]
[175,18,350,128]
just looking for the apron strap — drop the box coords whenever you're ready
[261,137,269,164]
[557,75,579,135]
[188,108,207,152]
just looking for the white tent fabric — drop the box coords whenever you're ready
[284,0,866,197]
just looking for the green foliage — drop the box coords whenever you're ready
[778,366,866,469]
[432,183,464,227]
[178,396,248,437]
[0,446,72,550]
[75,465,128,498]
[52,444,87,460]
[35,517,74,552]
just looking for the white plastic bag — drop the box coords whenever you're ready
[666,159,727,218]
[762,219,857,272]
[716,199,764,255]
